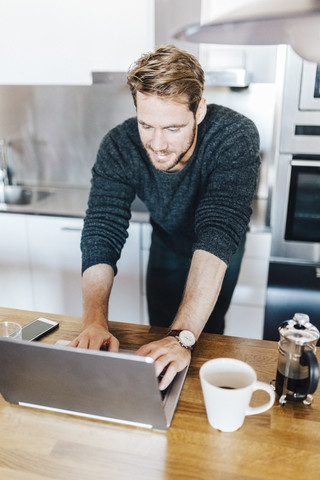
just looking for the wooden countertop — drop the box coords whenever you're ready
[1,306,320,480]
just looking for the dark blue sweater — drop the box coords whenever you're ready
[81,104,260,275]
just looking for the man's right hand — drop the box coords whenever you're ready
[72,264,119,351]
[68,321,120,352]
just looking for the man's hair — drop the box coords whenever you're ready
[127,45,205,115]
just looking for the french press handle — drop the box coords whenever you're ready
[299,349,319,397]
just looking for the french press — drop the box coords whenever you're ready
[275,313,319,405]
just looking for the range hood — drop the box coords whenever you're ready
[175,0,320,64]
[91,69,251,88]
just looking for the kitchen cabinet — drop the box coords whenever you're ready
[140,222,152,325]
[224,231,272,339]
[27,216,84,316]
[0,0,154,84]
[27,216,146,323]
[0,214,34,310]
[108,222,142,325]
[0,213,149,324]
[0,211,271,337]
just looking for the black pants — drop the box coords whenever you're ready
[146,232,246,334]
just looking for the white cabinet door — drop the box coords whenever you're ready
[0,213,34,310]
[0,1,154,84]
[140,222,152,325]
[225,231,272,340]
[27,216,83,316]
[27,216,143,324]
[108,223,141,324]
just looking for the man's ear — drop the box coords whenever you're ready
[196,98,207,125]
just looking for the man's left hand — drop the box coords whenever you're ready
[135,336,191,391]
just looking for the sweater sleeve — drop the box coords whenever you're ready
[80,129,136,275]
[193,119,260,265]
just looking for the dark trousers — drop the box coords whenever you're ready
[146,232,246,334]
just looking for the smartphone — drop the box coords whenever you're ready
[21,317,59,341]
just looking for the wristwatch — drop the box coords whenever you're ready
[166,329,197,351]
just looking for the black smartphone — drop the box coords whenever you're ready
[21,317,59,341]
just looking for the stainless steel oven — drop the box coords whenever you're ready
[270,154,320,264]
[270,47,320,264]
[264,47,320,340]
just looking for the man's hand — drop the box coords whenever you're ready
[136,336,191,390]
[69,321,120,352]
[70,264,119,351]
[137,250,226,390]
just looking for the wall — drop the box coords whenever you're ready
[0,0,154,84]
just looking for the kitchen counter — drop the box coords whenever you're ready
[1,306,320,479]
[0,185,150,222]
[0,184,269,230]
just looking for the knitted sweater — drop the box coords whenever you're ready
[81,104,260,275]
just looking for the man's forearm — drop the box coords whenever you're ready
[82,263,115,330]
[136,249,227,390]
[171,249,227,338]
[69,263,119,351]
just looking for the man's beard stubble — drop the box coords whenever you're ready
[144,122,197,173]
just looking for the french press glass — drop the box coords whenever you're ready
[275,313,319,405]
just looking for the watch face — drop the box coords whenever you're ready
[179,330,196,347]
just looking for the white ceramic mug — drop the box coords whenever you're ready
[200,358,275,432]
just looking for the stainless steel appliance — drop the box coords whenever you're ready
[271,48,320,264]
[264,47,320,339]
[271,154,320,264]
[174,0,320,64]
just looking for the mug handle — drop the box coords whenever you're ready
[246,382,275,416]
[299,349,319,396]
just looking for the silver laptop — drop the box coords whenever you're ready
[0,337,188,430]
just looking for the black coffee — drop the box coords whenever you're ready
[275,370,309,399]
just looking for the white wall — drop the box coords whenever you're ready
[0,0,154,84]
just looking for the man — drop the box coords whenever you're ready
[70,45,260,391]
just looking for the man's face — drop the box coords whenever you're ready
[136,92,205,173]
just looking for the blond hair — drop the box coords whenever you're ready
[127,45,205,115]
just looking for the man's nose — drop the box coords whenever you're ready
[150,129,168,152]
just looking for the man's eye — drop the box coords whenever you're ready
[168,127,180,133]
[141,124,151,130]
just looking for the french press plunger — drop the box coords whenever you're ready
[275,313,319,405]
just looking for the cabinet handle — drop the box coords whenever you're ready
[60,227,83,232]
[291,160,320,167]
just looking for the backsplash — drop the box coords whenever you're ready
[0,82,275,194]
[0,84,136,187]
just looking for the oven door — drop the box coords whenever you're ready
[271,154,320,263]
